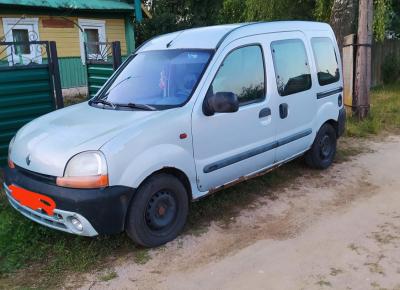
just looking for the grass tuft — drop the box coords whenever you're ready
[133,249,151,265]
[99,270,118,282]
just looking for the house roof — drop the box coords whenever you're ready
[0,0,135,11]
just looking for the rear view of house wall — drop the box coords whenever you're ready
[0,15,128,89]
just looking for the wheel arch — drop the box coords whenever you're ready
[315,101,341,137]
[135,167,193,203]
[325,119,339,137]
[151,167,193,202]
[123,166,193,233]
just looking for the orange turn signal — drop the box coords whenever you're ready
[56,175,109,189]
[8,159,15,169]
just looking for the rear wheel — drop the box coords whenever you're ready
[126,173,189,247]
[305,123,337,169]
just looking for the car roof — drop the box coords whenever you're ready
[138,21,332,52]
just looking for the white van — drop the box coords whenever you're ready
[4,21,345,247]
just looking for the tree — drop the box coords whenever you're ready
[374,0,391,41]
[135,0,223,45]
[315,0,334,22]
[218,0,246,23]
[388,0,400,37]
[329,0,358,50]
[219,0,316,23]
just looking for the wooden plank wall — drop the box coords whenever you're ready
[371,39,400,86]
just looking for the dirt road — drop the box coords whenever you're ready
[76,136,400,290]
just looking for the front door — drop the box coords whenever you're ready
[267,32,317,162]
[192,36,277,192]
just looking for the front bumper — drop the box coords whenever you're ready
[4,182,98,236]
[3,166,136,236]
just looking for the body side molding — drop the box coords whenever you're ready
[203,128,312,173]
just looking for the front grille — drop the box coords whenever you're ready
[15,165,57,185]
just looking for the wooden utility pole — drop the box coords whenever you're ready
[354,0,373,119]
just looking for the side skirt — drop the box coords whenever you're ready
[193,150,308,201]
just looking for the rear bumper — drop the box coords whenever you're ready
[337,107,346,137]
[3,166,136,236]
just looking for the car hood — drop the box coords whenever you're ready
[11,102,158,176]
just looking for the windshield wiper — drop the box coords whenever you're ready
[91,99,116,109]
[115,103,156,111]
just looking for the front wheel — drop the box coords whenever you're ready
[125,173,189,247]
[305,123,337,169]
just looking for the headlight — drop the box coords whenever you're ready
[8,136,15,169]
[56,151,108,189]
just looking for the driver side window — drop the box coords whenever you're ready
[209,45,265,105]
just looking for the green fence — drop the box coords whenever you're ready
[85,41,122,98]
[0,41,62,166]
[87,64,114,98]
[58,56,129,90]
[59,57,87,89]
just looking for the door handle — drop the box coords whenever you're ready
[259,107,271,118]
[279,103,288,119]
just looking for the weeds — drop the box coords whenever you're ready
[133,249,151,265]
[346,84,400,137]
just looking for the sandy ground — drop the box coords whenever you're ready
[74,136,400,290]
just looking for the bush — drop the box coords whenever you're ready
[382,54,400,84]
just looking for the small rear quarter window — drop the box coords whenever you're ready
[311,37,340,86]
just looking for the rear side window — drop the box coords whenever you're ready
[210,45,265,105]
[271,39,312,96]
[311,37,340,86]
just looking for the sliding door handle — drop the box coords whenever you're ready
[279,103,288,119]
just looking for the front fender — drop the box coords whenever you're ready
[118,144,197,190]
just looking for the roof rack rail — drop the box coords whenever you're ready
[215,22,261,50]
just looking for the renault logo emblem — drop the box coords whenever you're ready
[26,154,31,166]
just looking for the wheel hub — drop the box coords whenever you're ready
[320,134,332,158]
[145,191,177,230]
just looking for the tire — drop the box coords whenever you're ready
[125,173,189,247]
[305,123,337,169]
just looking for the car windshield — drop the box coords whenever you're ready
[93,50,212,110]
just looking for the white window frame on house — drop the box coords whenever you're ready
[78,19,107,64]
[2,17,41,65]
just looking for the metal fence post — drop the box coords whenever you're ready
[112,41,122,70]
[49,41,64,109]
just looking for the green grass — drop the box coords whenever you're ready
[133,249,151,265]
[346,84,400,137]
[0,196,135,288]
[99,270,118,282]
[0,84,399,289]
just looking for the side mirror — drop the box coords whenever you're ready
[203,92,239,116]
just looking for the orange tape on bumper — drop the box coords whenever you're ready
[9,184,56,216]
